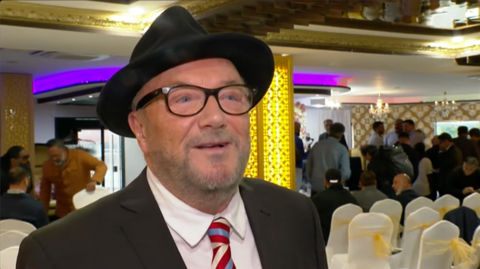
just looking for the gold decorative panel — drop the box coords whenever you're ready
[351,102,480,149]
[244,55,295,190]
[244,106,259,179]
[0,74,35,162]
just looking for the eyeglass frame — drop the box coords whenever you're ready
[134,84,258,117]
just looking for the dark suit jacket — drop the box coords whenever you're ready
[0,193,49,228]
[17,170,328,269]
[398,143,419,181]
[453,136,480,162]
[394,188,420,224]
[439,145,463,189]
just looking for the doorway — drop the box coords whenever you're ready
[54,117,125,192]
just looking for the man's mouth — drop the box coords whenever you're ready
[195,142,230,149]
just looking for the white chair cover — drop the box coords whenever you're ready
[0,219,36,235]
[433,194,460,219]
[467,226,480,269]
[391,207,440,269]
[370,199,402,247]
[0,246,20,269]
[0,230,28,251]
[405,196,435,220]
[463,193,480,218]
[73,186,112,209]
[331,212,394,269]
[326,204,363,268]
[415,220,463,269]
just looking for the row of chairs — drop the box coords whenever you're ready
[325,193,480,269]
[0,219,37,269]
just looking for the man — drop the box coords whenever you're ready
[319,119,349,149]
[352,170,388,212]
[0,145,32,196]
[307,122,351,195]
[425,135,440,200]
[384,118,403,147]
[453,126,480,162]
[392,173,419,224]
[312,169,358,244]
[368,121,385,147]
[469,128,480,150]
[294,122,305,191]
[403,119,424,147]
[18,7,328,269]
[448,157,480,201]
[0,166,48,228]
[39,139,107,220]
[397,132,420,181]
[438,133,463,196]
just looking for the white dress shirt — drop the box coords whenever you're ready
[383,131,399,147]
[368,132,384,147]
[146,168,262,269]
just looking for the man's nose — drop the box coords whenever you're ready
[197,96,226,129]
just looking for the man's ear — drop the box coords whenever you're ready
[128,112,149,154]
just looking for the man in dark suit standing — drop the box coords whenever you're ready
[453,126,480,162]
[17,6,328,269]
[438,133,463,197]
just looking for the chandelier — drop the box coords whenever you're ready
[326,99,341,109]
[369,94,390,119]
[434,92,457,118]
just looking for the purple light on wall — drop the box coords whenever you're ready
[33,67,122,94]
[293,73,345,86]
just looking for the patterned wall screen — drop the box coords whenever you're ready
[351,102,480,148]
[244,55,295,189]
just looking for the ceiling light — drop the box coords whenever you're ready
[369,94,389,120]
[281,54,289,56]
[89,95,93,98]
[57,101,60,104]
[72,98,75,101]
[451,36,464,43]
[129,7,145,16]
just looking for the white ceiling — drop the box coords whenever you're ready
[0,23,479,104]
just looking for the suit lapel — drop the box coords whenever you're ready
[240,179,284,268]
[119,170,187,269]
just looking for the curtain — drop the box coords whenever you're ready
[305,106,353,148]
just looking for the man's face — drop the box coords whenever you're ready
[403,123,413,133]
[394,120,403,132]
[392,176,406,195]
[376,124,385,135]
[48,146,67,166]
[11,149,30,167]
[463,163,478,176]
[130,58,250,192]
[431,136,439,146]
[439,140,450,151]
[324,120,333,132]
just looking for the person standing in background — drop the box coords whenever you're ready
[453,126,480,162]
[403,119,425,147]
[294,122,305,191]
[384,118,403,147]
[307,122,351,195]
[319,119,349,150]
[0,146,33,196]
[368,121,385,147]
[438,133,463,196]
[469,128,480,151]
[40,139,107,220]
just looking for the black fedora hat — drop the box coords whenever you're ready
[96,6,274,137]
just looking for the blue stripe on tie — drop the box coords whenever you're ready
[207,228,229,237]
[225,259,234,269]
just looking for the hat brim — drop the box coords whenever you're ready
[96,33,274,138]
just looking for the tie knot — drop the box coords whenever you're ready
[207,217,231,245]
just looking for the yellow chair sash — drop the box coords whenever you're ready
[331,218,353,230]
[423,237,476,266]
[405,219,438,234]
[387,215,403,234]
[436,205,459,219]
[349,225,392,258]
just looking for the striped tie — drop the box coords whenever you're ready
[207,217,236,269]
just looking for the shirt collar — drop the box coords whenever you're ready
[6,189,25,194]
[146,168,246,247]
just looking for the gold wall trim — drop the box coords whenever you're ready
[0,0,236,33]
[258,30,480,57]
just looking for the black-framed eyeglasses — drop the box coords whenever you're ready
[135,84,257,117]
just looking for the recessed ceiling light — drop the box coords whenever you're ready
[452,36,464,43]
[129,7,145,15]
[281,54,289,56]
[72,98,75,101]
[89,95,93,98]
